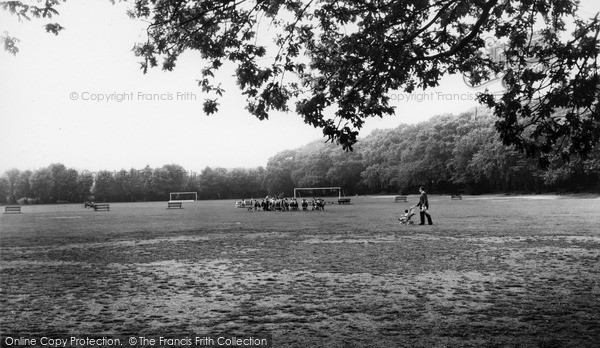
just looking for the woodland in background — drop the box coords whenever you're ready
[1,109,599,204]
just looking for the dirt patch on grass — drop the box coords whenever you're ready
[1,198,599,347]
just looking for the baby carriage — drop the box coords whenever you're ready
[398,205,417,225]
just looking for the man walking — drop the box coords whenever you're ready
[416,187,433,225]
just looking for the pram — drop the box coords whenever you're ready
[398,205,417,225]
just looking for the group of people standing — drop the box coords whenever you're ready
[237,187,434,225]
[237,196,326,211]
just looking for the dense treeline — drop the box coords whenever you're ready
[0,164,269,204]
[260,110,600,196]
[0,164,93,205]
[1,110,598,204]
[357,111,600,194]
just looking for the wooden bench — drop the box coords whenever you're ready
[4,206,21,214]
[394,196,407,203]
[451,194,462,200]
[338,198,351,204]
[93,203,110,211]
[167,202,183,209]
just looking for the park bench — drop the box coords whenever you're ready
[394,196,408,203]
[93,203,110,211]
[338,198,352,204]
[4,206,21,214]
[168,202,183,209]
[451,194,462,200]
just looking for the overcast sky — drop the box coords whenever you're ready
[1,0,598,174]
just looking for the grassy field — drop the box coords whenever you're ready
[1,195,599,347]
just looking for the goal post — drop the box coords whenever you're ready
[293,187,351,204]
[169,192,197,202]
[293,187,342,199]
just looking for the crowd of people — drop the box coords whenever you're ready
[237,187,434,226]
[236,196,326,211]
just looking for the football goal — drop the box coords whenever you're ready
[169,192,198,202]
[293,187,351,204]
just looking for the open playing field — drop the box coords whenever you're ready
[1,195,599,347]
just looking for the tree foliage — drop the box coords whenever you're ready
[2,0,598,160]
[0,0,65,54]
[6,163,92,203]
[2,109,599,204]
[127,0,599,159]
[256,108,599,195]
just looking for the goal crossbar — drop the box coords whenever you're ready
[293,187,343,199]
[169,192,197,202]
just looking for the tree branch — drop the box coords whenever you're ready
[419,0,499,61]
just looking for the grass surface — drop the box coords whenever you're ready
[1,195,599,347]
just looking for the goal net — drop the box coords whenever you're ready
[293,187,339,198]
[293,187,351,204]
[169,192,198,202]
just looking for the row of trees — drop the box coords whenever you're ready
[90,165,268,202]
[0,164,93,204]
[1,110,599,204]
[261,109,600,196]
[0,163,267,204]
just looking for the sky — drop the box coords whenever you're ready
[1,0,598,174]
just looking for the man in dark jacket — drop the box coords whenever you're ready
[417,187,433,225]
